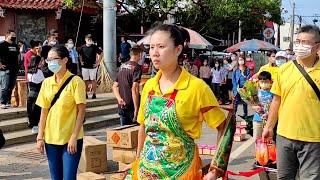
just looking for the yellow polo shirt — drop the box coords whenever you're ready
[271,60,320,142]
[36,71,86,145]
[257,64,279,80]
[137,67,226,139]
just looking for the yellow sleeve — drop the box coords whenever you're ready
[200,86,226,128]
[36,79,50,109]
[73,77,87,105]
[271,67,281,96]
[137,81,152,125]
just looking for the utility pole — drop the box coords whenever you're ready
[103,0,117,80]
[290,0,295,50]
[298,16,302,28]
[238,20,242,43]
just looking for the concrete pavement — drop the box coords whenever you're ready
[0,104,263,180]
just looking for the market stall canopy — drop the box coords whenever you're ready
[137,27,213,50]
[225,39,280,52]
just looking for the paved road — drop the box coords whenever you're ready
[0,107,266,180]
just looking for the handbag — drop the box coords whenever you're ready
[293,60,320,101]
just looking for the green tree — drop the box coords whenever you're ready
[61,0,281,39]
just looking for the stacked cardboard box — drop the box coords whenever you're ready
[77,172,106,180]
[106,125,139,172]
[11,82,19,107]
[17,80,27,107]
[78,136,107,173]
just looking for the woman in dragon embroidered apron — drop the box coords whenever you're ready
[123,24,226,180]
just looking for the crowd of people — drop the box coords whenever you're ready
[0,23,319,180]
[114,25,320,180]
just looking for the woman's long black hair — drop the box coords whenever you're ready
[28,55,41,74]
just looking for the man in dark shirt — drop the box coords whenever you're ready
[0,30,20,109]
[79,34,103,99]
[41,33,59,78]
[118,37,131,63]
[113,45,142,125]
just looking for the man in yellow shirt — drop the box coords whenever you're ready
[262,25,320,180]
[252,52,277,80]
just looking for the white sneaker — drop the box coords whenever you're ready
[1,104,7,109]
[6,104,11,108]
[31,126,39,134]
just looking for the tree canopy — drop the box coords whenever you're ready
[62,0,281,40]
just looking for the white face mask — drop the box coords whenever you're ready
[238,60,245,65]
[293,44,314,59]
[215,64,219,67]
[231,56,236,61]
[67,43,74,49]
[246,57,251,61]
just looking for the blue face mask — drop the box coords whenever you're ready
[48,60,62,73]
[275,59,286,67]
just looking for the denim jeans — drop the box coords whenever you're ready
[119,108,135,126]
[0,70,10,105]
[7,69,18,104]
[45,139,83,180]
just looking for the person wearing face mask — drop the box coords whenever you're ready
[36,46,86,180]
[274,51,288,67]
[41,33,59,78]
[245,52,256,77]
[252,52,277,80]
[123,24,226,180]
[66,39,79,75]
[232,56,250,117]
[79,34,103,99]
[262,25,320,180]
[27,55,45,134]
[285,49,294,61]
[0,30,20,109]
[199,59,211,85]
[24,40,41,81]
[188,59,198,77]
[211,61,224,104]
[222,58,233,104]
[250,71,274,139]
[42,29,59,46]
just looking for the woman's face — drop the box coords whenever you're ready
[47,51,67,68]
[149,31,182,70]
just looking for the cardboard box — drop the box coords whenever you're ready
[113,147,137,163]
[19,98,27,107]
[236,125,247,134]
[240,120,247,126]
[107,125,139,148]
[79,136,107,173]
[118,161,129,171]
[110,173,125,180]
[17,80,27,99]
[234,133,246,142]
[77,172,106,180]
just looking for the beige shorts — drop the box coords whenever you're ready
[82,68,97,81]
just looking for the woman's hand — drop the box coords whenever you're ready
[67,137,77,155]
[122,163,132,171]
[203,171,218,180]
[36,139,45,154]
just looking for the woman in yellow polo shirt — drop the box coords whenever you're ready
[35,46,86,180]
[123,24,226,180]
